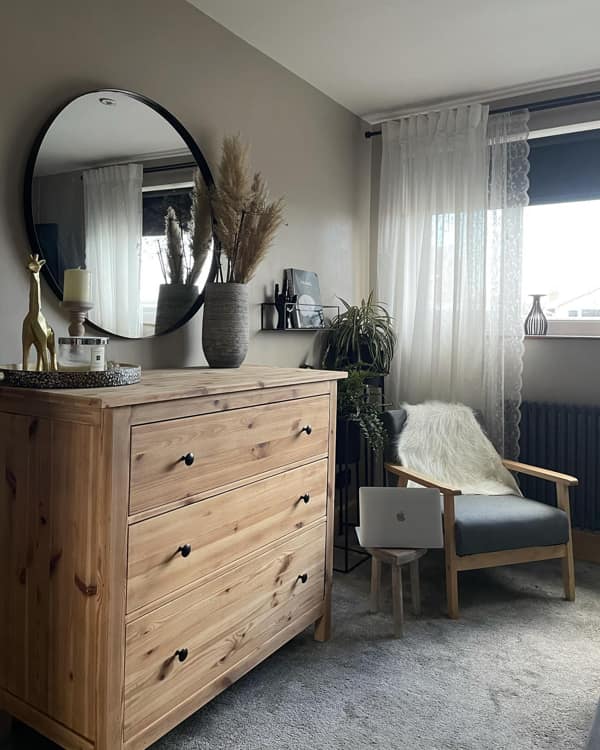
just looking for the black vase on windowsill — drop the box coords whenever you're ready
[524,294,548,335]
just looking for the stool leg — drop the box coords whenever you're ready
[391,564,403,638]
[369,557,381,613]
[410,560,421,616]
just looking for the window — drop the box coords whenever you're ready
[140,183,193,333]
[522,128,600,335]
[523,199,600,326]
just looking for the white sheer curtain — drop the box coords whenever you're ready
[486,110,530,458]
[377,104,529,458]
[83,164,143,337]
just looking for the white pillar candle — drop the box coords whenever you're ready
[63,268,92,303]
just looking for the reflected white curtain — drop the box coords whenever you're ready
[83,164,143,337]
[377,104,529,458]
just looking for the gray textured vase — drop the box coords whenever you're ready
[202,282,249,368]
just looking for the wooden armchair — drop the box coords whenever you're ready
[382,410,578,619]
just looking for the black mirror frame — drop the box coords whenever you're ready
[23,88,217,339]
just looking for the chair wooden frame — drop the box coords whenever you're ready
[384,460,578,619]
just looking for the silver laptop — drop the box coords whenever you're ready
[356,487,444,549]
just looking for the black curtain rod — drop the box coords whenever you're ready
[78,161,196,177]
[364,89,600,139]
[143,161,196,173]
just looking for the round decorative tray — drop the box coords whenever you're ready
[0,364,141,389]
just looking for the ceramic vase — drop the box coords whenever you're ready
[202,282,249,368]
[524,294,548,335]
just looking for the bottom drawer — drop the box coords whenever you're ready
[123,522,326,742]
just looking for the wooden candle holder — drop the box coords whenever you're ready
[62,301,93,337]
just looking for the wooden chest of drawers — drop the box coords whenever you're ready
[0,366,344,750]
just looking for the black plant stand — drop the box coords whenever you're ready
[333,379,385,573]
[334,418,370,573]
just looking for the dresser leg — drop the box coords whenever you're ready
[313,603,331,642]
[0,712,12,742]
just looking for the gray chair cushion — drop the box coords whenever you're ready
[382,408,407,464]
[453,494,570,556]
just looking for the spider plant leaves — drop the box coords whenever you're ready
[322,291,396,375]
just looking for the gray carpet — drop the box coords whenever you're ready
[4,555,600,750]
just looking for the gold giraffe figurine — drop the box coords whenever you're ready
[22,254,57,372]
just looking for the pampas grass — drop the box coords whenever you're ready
[158,172,213,286]
[211,135,284,283]
[188,169,212,286]
[162,206,185,284]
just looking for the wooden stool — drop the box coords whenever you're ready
[367,548,427,637]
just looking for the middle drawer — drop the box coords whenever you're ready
[127,459,328,613]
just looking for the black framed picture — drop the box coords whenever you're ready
[284,269,324,328]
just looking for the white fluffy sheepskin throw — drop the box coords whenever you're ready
[396,401,521,496]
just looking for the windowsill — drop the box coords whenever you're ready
[525,334,600,340]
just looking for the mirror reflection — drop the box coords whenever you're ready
[28,90,214,338]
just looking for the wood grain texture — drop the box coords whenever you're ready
[443,492,459,620]
[314,380,337,642]
[130,381,329,425]
[385,462,462,495]
[556,483,576,601]
[0,367,341,749]
[0,690,93,750]
[127,460,328,613]
[0,390,101,426]
[454,544,566,571]
[130,395,330,514]
[0,413,99,739]
[0,366,346,411]
[369,556,381,614]
[124,523,326,741]
[127,456,331,525]
[391,565,404,638]
[123,602,323,750]
[95,408,131,750]
[503,459,578,487]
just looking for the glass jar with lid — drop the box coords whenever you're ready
[58,337,108,372]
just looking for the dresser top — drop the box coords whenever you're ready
[0,365,346,410]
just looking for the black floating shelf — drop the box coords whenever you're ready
[260,302,339,332]
[262,327,332,332]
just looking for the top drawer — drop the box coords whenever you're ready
[130,394,330,514]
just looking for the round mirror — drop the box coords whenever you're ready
[25,89,216,338]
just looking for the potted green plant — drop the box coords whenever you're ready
[336,369,387,459]
[322,291,396,374]
[321,292,395,459]
[202,135,285,368]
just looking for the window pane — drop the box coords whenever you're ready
[522,200,600,320]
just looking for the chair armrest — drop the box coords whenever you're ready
[502,459,578,487]
[384,463,462,496]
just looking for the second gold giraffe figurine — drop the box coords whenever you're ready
[22,254,57,372]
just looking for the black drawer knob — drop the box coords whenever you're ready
[300,425,312,436]
[299,493,310,504]
[296,573,308,584]
[175,648,189,663]
[180,452,195,466]
[177,544,192,558]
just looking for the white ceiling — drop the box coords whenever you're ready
[35,91,190,176]
[188,0,600,121]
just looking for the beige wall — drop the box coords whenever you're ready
[0,0,368,368]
